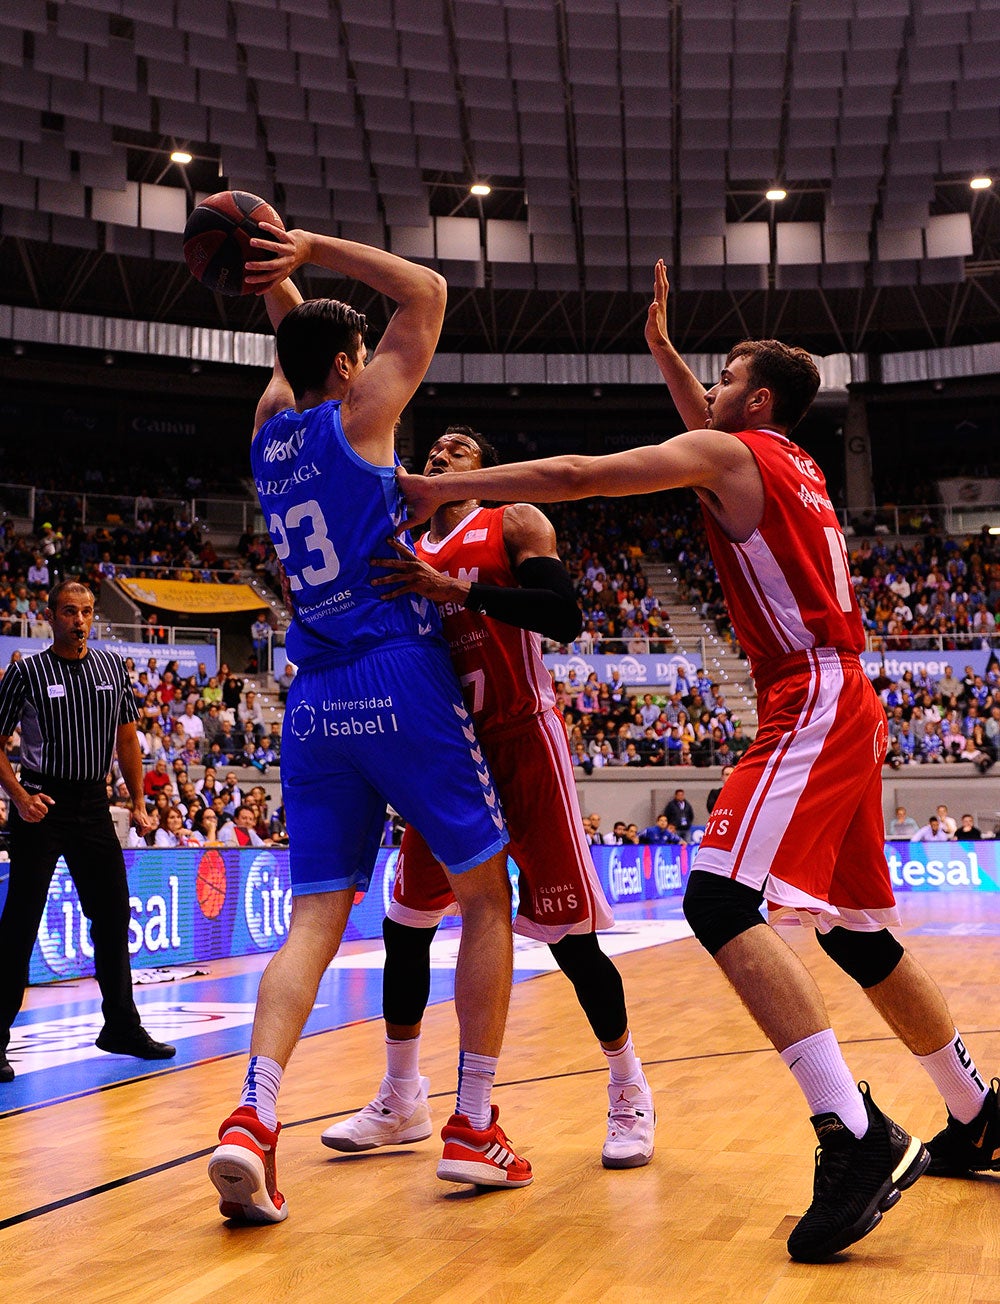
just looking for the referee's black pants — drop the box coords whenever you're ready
[0,775,141,1049]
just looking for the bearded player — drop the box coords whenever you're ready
[320,426,656,1171]
[395,263,999,1262]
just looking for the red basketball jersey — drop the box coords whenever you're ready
[701,429,863,676]
[415,505,555,733]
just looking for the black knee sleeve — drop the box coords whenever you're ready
[817,926,904,989]
[382,917,437,1027]
[682,869,766,956]
[548,932,628,1044]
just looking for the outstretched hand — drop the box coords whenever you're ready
[644,258,670,351]
[392,465,440,536]
[245,223,313,295]
[371,537,469,603]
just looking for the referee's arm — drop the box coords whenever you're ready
[116,722,154,836]
[0,740,53,823]
[0,665,50,821]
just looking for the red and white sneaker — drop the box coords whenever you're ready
[208,1106,288,1223]
[436,1105,533,1188]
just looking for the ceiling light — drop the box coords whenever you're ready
[970,176,993,191]
[171,150,193,165]
[470,182,491,197]
[765,188,787,202]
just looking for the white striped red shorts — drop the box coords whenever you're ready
[695,648,900,933]
[390,707,614,942]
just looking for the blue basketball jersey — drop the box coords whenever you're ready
[251,401,442,665]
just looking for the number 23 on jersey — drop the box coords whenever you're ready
[269,499,341,592]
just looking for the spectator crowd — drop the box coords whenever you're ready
[879,660,999,772]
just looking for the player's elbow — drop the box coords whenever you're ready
[549,603,584,643]
[559,457,600,498]
[416,267,448,311]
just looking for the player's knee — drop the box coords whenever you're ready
[816,926,904,988]
[382,917,436,1026]
[683,870,766,957]
[548,931,601,982]
[383,916,435,962]
[548,933,627,1043]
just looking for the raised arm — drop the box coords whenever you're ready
[246,225,446,460]
[252,278,303,436]
[644,260,714,432]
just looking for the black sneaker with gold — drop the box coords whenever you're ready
[787,1082,930,1263]
[926,1078,1000,1176]
[0,1050,13,1084]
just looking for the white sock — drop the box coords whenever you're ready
[917,1030,989,1124]
[456,1050,497,1130]
[603,1032,644,1086]
[385,1035,422,1098]
[239,1054,282,1131]
[779,1029,868,1138]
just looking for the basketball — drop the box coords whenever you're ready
[182,191,284,297]
[195,849,228,920]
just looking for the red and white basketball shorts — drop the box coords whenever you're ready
[390,707,614,942]
[695,648,900,933]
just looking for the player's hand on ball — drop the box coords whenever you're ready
[245,224,313,293]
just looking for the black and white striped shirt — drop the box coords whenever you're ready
[0,648,140,782]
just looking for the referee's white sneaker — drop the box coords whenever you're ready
[602,1079,656,1169]
[321,1076,432,1152]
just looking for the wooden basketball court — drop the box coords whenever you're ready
[1,896,998,1303]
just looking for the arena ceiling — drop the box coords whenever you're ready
[1,0,999,359]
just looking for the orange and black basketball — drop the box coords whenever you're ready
[182,191,284,296]
[196,850,228,920]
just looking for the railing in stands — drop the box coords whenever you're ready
[1,616,220,660]
[0,482,261,535]
[866,632,1000,653]
[3,480,999,542]
[841,503,1000,536]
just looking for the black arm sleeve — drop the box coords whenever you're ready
[464,556,583,642]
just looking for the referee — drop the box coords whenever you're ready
[0,580,175,1082]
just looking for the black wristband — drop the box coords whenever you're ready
[463,556,582,642]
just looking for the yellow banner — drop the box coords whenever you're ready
[119,578,266,614]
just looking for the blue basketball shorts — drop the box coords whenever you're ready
[280,639,508,896]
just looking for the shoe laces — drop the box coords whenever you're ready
[362,1092,403,1120]
[810,1130,857,1199]
[608,1082,650,1122]
[608,1101,649,1129]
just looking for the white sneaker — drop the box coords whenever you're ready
[602,1080,655,1169]
[321,1076,432,1152]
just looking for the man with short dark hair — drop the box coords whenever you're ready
[324,426,654,1168]
[250,612,271,673]
[207,223,528,1224]
[0,581,175,1083]
[398,258,999,1263]
[639,814,682,845]
[912,815,951,842]
[664,788,694,841]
